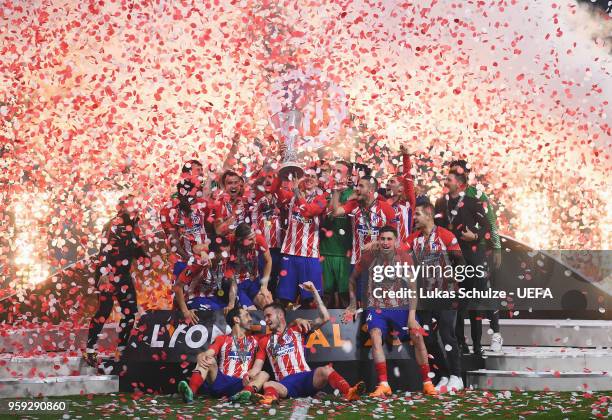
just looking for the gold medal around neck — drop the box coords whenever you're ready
[217,290,225,297]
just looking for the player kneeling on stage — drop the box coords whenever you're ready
[177,307,268,403]
[344,226,437,397]
[251,282,365,405]
[173,237,235,323]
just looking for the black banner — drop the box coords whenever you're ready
[123,309,412,363]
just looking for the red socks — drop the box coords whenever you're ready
[263,386,279,399]
[243,385,255,393]
[189,371,204,393]
[419,363,432,383]
[375,362,388,383]
[328,370,351,396]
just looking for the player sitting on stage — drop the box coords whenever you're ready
[343,226,437,397]
[177,307,269,404]
[250,282,365,405]
[173,237,234,323]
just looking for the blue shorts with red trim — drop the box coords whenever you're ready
[366,309,415,340]
[277,255,322,302]
[201,372,243,398]
[279,370,317,398]
[237,278,261,308]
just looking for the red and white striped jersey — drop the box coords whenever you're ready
[175,258,230,300]
[159,198,212,263]
[256,326,310,381]
[213,195,250,233]
[278,192,327,258]
[208,334,259,378]
[342,199,396,264]
[390,199,413,246]
[251,195,283,249]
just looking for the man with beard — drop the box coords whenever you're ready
[177,307,269,403]
[331,175,396,267]
[407,199,466,392]
[250,282,365,404]
[83,195,148,367]
[320,160,353,308]
[227,223,273,311]
[434,169,490,356]
[213,170,250,237]
[272,166,327,307]
[343,226,437,397]
[386,145,416,245]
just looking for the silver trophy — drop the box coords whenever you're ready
[277,108,304,180]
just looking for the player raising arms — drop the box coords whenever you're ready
[331,174,396,268]
[343,226,437,397]
[251,166,284,298]
[386,144,416,245]
[272,167,327,307]
[251,282,365,404]
[177,307,269,404]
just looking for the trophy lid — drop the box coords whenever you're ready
[278,162,304,180]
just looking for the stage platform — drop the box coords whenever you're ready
[0,318,609,397]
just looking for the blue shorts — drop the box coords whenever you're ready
[237,278,261,308]
[173,261,188,279]
[277,255,322,302]
[366,309,415,340]
[201,372,243,398]
[187,296,227,311]
[279,370,317,398]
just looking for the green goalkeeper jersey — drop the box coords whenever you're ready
[320,188,353,257]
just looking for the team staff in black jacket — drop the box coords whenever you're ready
[434,168,491,356]
[83,195,148,367]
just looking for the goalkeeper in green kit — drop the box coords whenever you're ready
[320,160,354,308]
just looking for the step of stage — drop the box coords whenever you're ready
[466,369,612,391]
[482,346,612,372]
[0,323,119,354]
[0,375,119,398]
[0,354,104,379]
[465,319,612,347]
